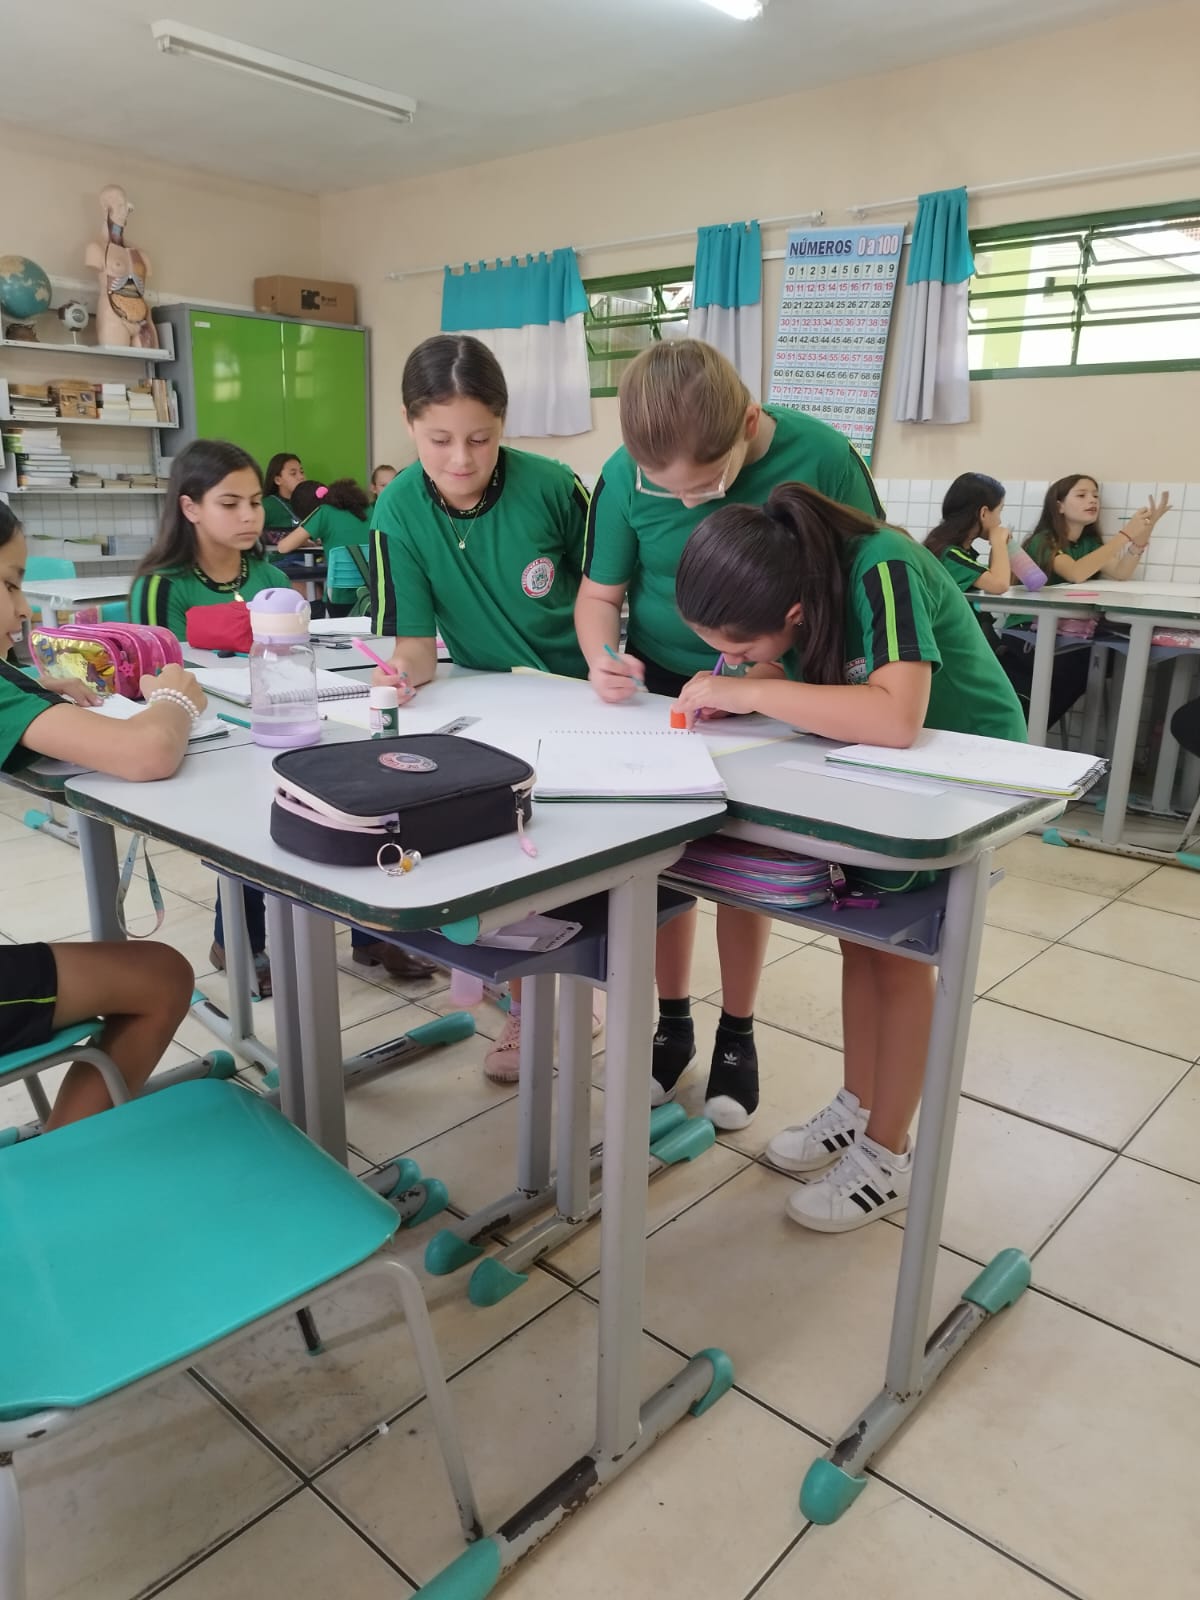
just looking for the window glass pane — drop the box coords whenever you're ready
[584,272,693,392]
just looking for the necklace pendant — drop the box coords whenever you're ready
[457,538,466,551]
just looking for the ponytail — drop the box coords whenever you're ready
[676,483,881,687]
[925,472,1005,560]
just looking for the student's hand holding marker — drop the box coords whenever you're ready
[357,640,418,705]
[673,669,757,727]
[590,642,645,704]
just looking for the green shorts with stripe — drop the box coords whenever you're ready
[0,942,59,1055]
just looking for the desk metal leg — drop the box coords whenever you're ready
[557,976,594,1222]
[1102,618,1154,846]
[291,905,349,1165]
[265,895,304,1129]
[517,972,555,1196]
[1080,645,1107,756]
[76,814,123,941]
[416,865,731,1598]
[799,850,1032,1524]
[1026,618,1060,746]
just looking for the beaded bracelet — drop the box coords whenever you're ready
[147,687,200,721]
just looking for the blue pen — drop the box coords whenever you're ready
[603,641,644,689]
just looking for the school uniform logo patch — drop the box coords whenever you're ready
[521,557,556,598]
[845,657,869,685]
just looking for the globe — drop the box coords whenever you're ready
[0,256,53,322]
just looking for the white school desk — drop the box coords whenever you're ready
[977,585,1200,849]
[24,576,131,624]
[63,701,727,1594]
[184,637,402,675]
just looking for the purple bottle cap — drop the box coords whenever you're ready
[249,588,311,641]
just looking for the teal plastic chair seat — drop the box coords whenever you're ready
[0,1022,98,1081]
[24,558,76,581]
[0,1079,399,1421]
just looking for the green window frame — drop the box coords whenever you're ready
[583,267,694,397]
[968,199,1200,380]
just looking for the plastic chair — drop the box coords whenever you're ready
[23,558,76,581]
[100,602,129,622]
[326,543,370,614]
[0,1016,236,1147]
[0,1079,480,1600]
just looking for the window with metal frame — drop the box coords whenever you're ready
[583,267,694,396]
[968,200,1200,379]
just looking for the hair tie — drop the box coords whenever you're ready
[315,485,328,499]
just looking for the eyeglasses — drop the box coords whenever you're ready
[635,446,736,504]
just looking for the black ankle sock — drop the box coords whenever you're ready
[653,1002,695,1092]
[706,1018,759,1115]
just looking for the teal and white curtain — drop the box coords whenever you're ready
[893,187,975,424]
[688,221,763,398]
[441,248,590,436]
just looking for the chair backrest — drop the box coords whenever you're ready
[101,601,129,622]
[25,557,77,580]
[326,543,369,604]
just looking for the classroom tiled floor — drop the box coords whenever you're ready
[3,787,1199,1600]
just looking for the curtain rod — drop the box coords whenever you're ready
[383,209,824,281]
[849,149,1200,218]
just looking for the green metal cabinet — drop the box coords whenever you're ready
[154,306,369,486]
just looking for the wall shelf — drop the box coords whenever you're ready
[0,415,176,430]
[0,338,173,361]
[6,486,164,497]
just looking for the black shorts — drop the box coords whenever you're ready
[0,942,59,1055]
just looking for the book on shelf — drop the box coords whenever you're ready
[72,472,104,489]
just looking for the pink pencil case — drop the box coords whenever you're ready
[29,622,183,698]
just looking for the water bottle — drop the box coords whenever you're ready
[1008,540,1048,592]
[248,589,321,749]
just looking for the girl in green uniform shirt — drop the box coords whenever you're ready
[370,334,591,1077]
[575,339,883,1131]
[927,472,1092,729]
[673,483,1026,1233]
[262,453,304,536]
[133,443,436,989]
[1023,473,1168,581]
[0,501,199,1128]
[130,440,279,993]
[276,478,372,557]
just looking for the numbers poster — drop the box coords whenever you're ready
[767,227,903,463]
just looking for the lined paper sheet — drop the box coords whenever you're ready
[825,729,1104,798]
[192,666,369,706]
[535,731,725,800]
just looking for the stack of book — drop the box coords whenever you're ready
[114,470,160,489]
[71,470,104,490]
[150,378,175,424]
[128,383,157,424]
[7,384,56,422]
[100,383,131,422]
[1,426,74,488]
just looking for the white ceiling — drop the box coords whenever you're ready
[0,0,1153,193]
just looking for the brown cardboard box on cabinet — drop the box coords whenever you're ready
[253,275,357,324]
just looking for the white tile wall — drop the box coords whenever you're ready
[883,479,1200,585]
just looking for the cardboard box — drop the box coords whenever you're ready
[253,275,357,325]
[51,382,99,419]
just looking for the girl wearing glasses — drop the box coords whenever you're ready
[575,340,882,1130]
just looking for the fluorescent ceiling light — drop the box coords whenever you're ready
[699,0,766,18]
[150,20,416,124]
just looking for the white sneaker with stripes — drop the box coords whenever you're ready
[785,1136,911,1233]
[764,1087,868,1174]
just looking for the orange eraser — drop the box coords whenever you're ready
[670,708,688,729]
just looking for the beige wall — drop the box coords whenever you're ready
[319,0,1200,484]
[0,120,321,308]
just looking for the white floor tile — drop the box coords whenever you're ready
[963,998,1187,1146]
[983,872,1109,940]
[1064,898,1200,982]
[1127,1064,1200,1181]
[994,832,1155,896]
[158,1492,412,1598]
[16,1373,296,1600]
[881,1292,1200,1600]
[1121,865,1200,920]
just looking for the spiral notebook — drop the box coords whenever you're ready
[534,730,726,801]
[192,666,369,707]
[825,729,1105,799]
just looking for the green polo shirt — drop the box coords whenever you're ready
[302,503,370,552]
[785,527,1026,741]
[262,495,297,533]
[130,554,280,642]
[584,406,883,677]
[940,545,986,593]
[370,448,589,679]
[1025,528,1103,583]
[0,659,60,773]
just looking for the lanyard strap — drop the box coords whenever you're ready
[115,833,166,938]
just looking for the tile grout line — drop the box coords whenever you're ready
[134,1483,308,1600]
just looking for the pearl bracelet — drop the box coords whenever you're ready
[147,687,200,721]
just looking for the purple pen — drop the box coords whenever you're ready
[712,653,725,676]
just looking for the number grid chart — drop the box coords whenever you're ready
[768,227,903,463]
